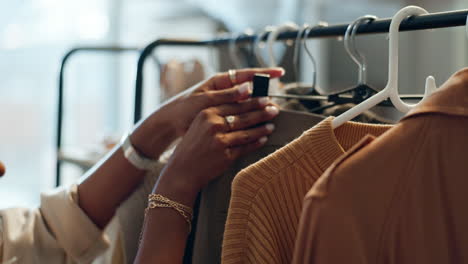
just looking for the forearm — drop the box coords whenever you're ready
[134,171,199,264]
[77,111,177,229]
[132,68,282,263]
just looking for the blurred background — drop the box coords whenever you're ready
[0,0,466,208]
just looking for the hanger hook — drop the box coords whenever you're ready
[303,22,328,94]
[254,26,274,68]
[344,15,377,85]
[266,22,299,67]
[229,30,254,69]
[293,24,310,81]
[228,33,242,69]
[466,13,468,40]
[331,6,437,129]
[386,6,437,112]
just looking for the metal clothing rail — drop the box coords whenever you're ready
[56,46,139,186]
[132,9,467,264]
[133,9,468,122]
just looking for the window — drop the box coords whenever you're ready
[0,0,114,208]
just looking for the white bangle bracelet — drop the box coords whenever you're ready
[120,133,158,171]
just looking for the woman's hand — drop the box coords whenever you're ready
[154,91,279,205]
[78,68,283,235]
[130,68,284,159]
[162,67,284,136]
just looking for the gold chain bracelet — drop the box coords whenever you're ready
[145,194,193,234]
[148,194,193,215]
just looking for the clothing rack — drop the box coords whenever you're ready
[133,9,468,122]
[55,10,467,184]
[131,10,467,263]
[56,46,139,186]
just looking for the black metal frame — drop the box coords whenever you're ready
[55,11,467,185]
[133,9,468,122]
[56,46,139,186]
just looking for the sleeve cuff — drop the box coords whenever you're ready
[40,184,110,263]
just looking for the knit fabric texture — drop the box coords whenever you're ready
[221,117,392,264]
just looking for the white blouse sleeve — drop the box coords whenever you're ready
[0,184,110,264]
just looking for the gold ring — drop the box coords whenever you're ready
[228,69,237,86]
[225,115,236,130]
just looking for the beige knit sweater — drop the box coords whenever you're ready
[221,117,392,264]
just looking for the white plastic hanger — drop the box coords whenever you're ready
[254,26,274,68]
[228,33,242,69]
[266,22,299,67]
[228,29,254,69]
[265,23,298,95]
[292,24,312,80]
[332,6,438,129]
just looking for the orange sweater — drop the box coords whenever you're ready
[292,68,468,264]
[221,117,391,264]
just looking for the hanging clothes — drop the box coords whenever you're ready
[221,117,392,264]
[192,110,325,264]
[115,162,166,264]
[292,68,468,264]
[160,59,205,101]
[321,103,397,124]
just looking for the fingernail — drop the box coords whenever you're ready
[273,67,285,76]
[238,82,250,95]
[258,136,268,144]
[265,105,279,116]
[258,97,269,106]
[265,123,275,132]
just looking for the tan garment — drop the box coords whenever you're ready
[0,185,110,264]
[160,59,205,101]
[193,110,325,264]
[92,218,123,264]
[292,68,468,264]
[115,161,165,264]
[93,162,165,264]
[222,117,392,264]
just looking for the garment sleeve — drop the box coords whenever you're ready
[0,184,110,264]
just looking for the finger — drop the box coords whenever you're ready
[227,136,269,160]
[223,123,275,147]
[227,105,280,131]
[202,82,252,107]
[210,68,285,90]
[213,97,272,116]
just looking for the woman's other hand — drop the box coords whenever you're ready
[155,90,279,205]
[162,67,284,136]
